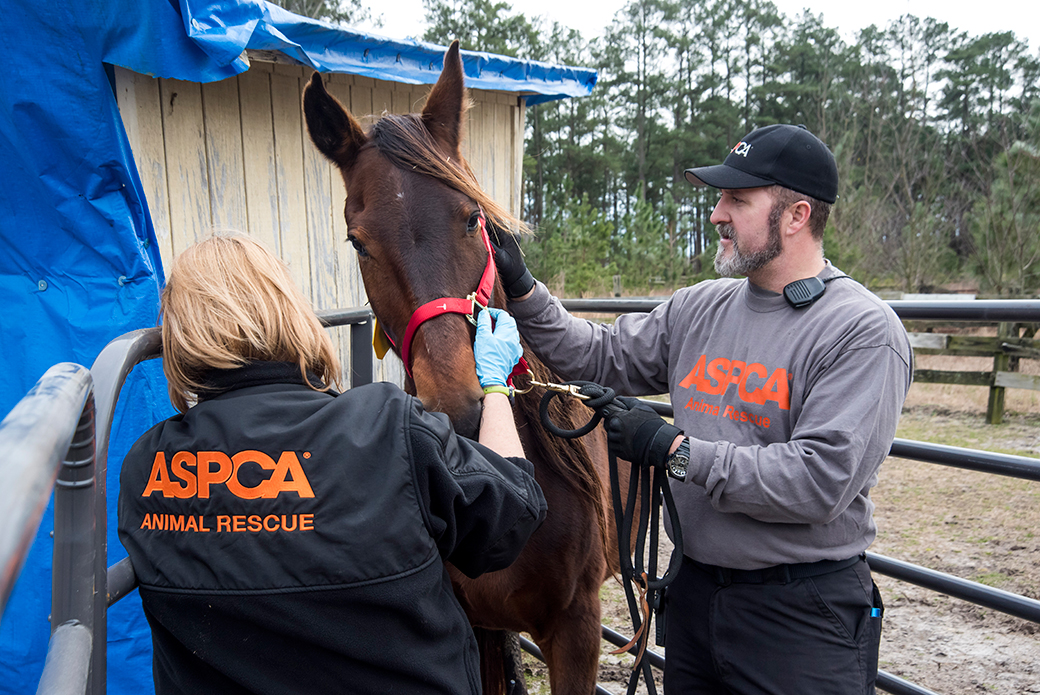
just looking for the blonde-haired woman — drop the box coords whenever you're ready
[118,234,545,695]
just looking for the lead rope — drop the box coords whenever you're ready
[537,381,683,695]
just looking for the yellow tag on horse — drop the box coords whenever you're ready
[372,317,391,360]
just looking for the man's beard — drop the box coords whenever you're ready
[713,203,784,277]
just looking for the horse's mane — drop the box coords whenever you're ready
[512,349,615,573]
[370,113,613,567]
[370,114,531,237]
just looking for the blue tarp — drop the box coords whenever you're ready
[0,1,595,692]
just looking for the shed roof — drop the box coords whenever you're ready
[144,1,597,105]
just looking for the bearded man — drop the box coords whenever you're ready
[491,124,913,694]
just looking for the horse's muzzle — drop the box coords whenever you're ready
[447,398,483,440]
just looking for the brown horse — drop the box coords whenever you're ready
[303,42,625,695]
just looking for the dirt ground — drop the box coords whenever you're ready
[520,351,1040,694]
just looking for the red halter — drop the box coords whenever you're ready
[386,211,528,383]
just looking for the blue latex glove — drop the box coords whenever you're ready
[474,307,523,387]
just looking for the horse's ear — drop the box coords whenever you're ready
[421,40,465,157]
[303,72,366,168]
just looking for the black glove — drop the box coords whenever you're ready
[605,397,683,469]
[488,220,535,299]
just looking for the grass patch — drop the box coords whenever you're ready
[973,571,1011,588]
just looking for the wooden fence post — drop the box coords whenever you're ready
[986,322,1013,425]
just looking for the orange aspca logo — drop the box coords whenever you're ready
[678,355,790,410]
[142,450,315,499]
[731,141,752,157]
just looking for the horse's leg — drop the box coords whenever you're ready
[537,593,603,695]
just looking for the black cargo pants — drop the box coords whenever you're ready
[662,554,883,694]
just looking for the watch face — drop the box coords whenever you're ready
[668,440,689,480]
[669,456,688,480]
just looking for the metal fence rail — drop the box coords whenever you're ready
[561,298,1040,322]
[0,363,94,615]
[0,362,96,694]
[36,621,93,695]
[890,438,1040,481]
[866,552,1040,623]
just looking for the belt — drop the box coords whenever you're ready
[690,554,864,586]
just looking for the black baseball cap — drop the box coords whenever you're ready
[684,124,838,204]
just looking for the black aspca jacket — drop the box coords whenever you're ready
[117,362,547,695]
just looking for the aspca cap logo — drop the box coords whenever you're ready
[142,450,314,499]
[731,141,752,158]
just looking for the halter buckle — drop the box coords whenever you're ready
[466,292,487,326]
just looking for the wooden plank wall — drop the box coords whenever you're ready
[114,62,525,388]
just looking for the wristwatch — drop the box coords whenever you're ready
[666,437,690,482]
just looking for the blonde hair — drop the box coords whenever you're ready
[161,234,341,412]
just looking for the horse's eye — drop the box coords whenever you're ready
[467,212,482,234]
[347,234,368,258]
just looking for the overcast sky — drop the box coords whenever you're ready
[354,0,1039,54]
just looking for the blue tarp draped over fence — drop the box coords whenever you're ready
[0,1,595,692]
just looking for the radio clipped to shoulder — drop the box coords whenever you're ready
[783,277,826,308]
[782,275,850,309]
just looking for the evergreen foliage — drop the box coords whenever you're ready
[402,0,1040,296]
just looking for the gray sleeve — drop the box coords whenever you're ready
[508,280,674,395]
[686,341,911,524]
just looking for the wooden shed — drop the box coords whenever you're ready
[113,39,594,384]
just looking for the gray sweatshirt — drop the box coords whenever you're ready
[508,264,913,569]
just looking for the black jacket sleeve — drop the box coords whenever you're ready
[407,403,547,579]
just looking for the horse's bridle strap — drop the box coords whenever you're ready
[401,296,480,376]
